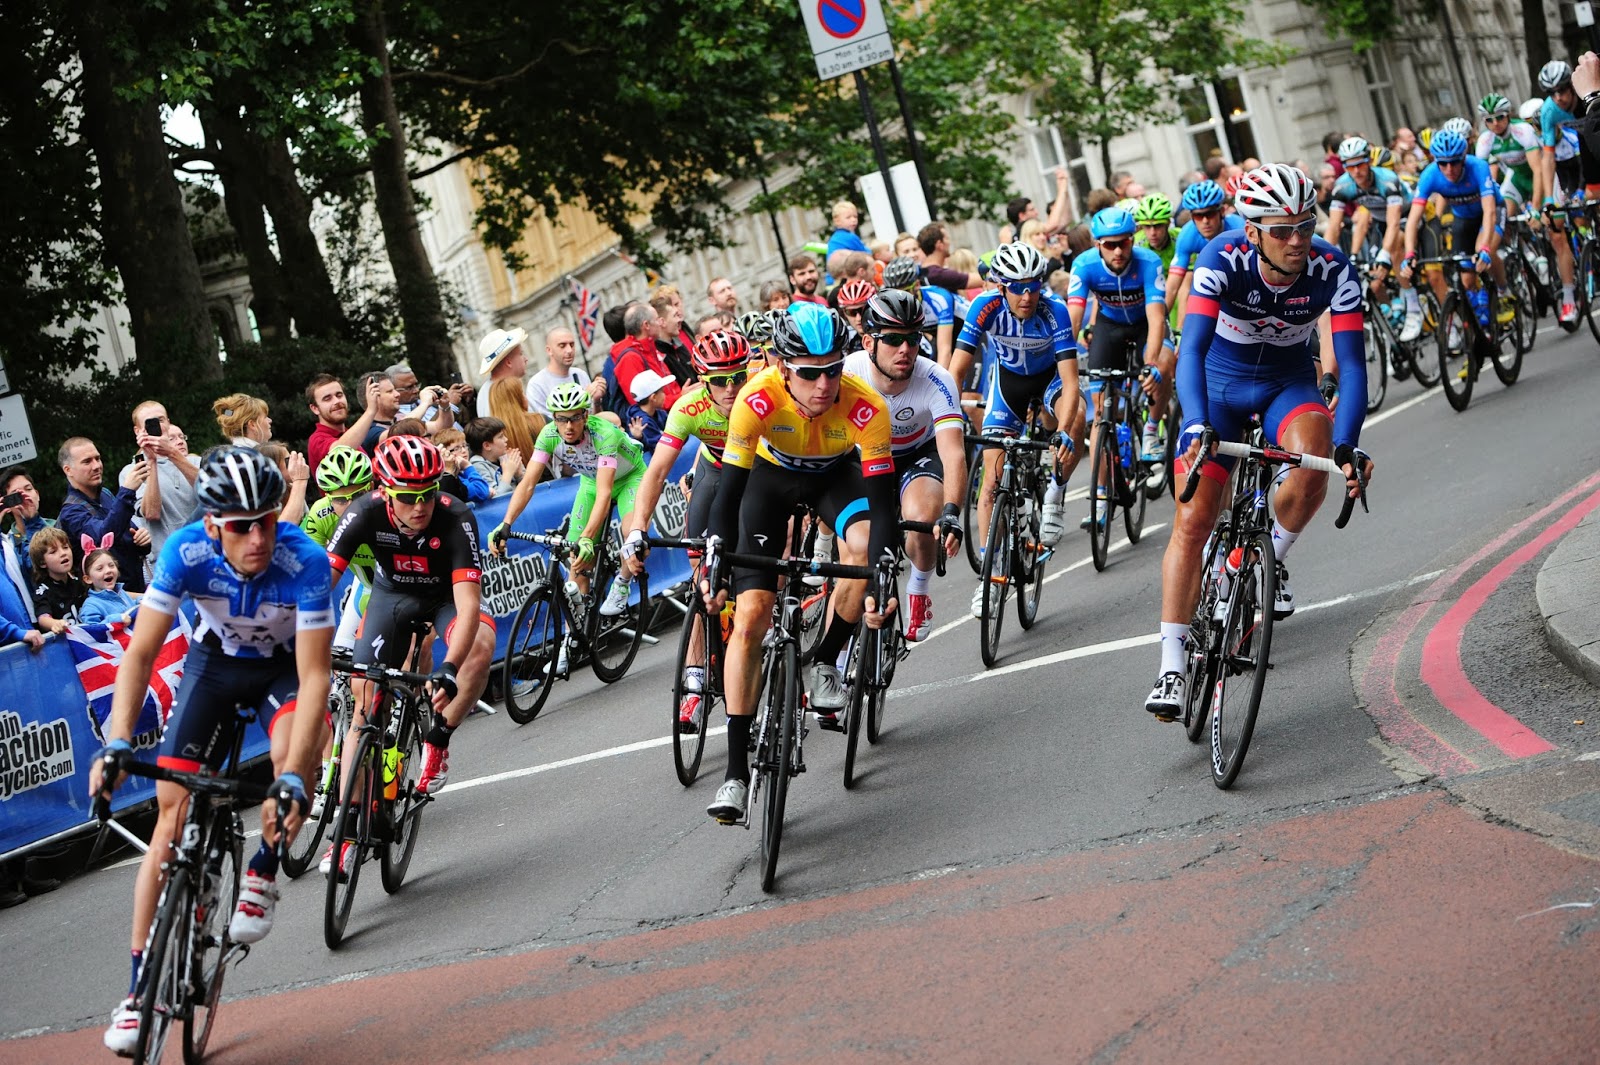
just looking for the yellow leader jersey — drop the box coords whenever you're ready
[721,366,893,478]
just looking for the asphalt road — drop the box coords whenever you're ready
[7,320,1600,1058]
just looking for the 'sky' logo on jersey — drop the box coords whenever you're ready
[745,390,774,417]
[847,399,877,430]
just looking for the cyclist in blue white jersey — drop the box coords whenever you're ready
[1537,60,1583,323]
[1166,180,1246,320]
[1324,136,1417,333]
[1066,207,1173,521]
[1146,164,1375,720]
[882,255,956,367]
[1399,128,1508,335]
[952,242,1084,618]
[90,447,333,1053]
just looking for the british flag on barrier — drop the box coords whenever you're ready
[571,279,599,349]
[64,615,193,750]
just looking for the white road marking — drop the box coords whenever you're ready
[1364,387,1432,429]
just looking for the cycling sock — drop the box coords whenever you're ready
[907,566,932,597]
[130,950,143,996]
[247,838,279,879]
[683,666,705,693]
[1402,287,1421,310]
[815,614,852,665]
[725,716,751,783]
[1564,283,1576,304]
[1159,622,1189,676]
[815,529,835,558]
[1044,481,1066,506]
[425,717,457,748]
[1270,521,1299,563]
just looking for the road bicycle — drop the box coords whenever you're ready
[280,665,353,878]
[323,644,435,948]
[967,406,1055,668]
[646,535,727,787]
[702,538,882,892]
[94,711,294,1064]
[1175,427,1368,788]
[500,517,650,724]
[1416,249,1527,411]
[1548,200,1600,345]
[1083,366,1150,570]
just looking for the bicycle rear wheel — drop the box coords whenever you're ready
[380,700,427,893]
[588,550,648,683]
[323,732,376,948]
[183,811,242,1064]
[1121,404,1147,544]
[135,867,188,1065]
[1089,425,1115,571]
[759,636,799,892]
[671,596,717,786]
[1406,287,1443,388]
[1583,242,1600,347]
[502,582,563,724]
[1436,293,1475,412]
[978,492,1013,668]
[1504,254,1538,356]
[962,452,984,574]
[842,629,869,789]
[1210,531,1276,789]
[1362,309,1388,414]
[1184,524,1230,744]
[1016,484,1045,631]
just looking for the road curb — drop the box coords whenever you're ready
[1536,509,1600,690]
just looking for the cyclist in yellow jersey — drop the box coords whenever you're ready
[701,304,898,824]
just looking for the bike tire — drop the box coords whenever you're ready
[1015,482,1045,631]
[1210,531,1276,789]
[798,575,832,665]
[380,699,427,893]
[842,630,869,789]
[1490,285,1526,386]
[1122,404,1148,544]
[671,596,716,787]
[323,732,375,949]
[182,810,242,1065]
[1436,292,1475,412]
[1584,242,1600,347]
[502,582,563,724]
[588,552,648,683]
[1406,287,1443,388]
[758,637,798,893]
[978,492,1013,668]
[1183,521,1230,744]
[1362,309,1388,414]
[134,866,188,1065]
[962,450,984,574]
[1089,426,1115,571]
[283,682,348,878]
[1505,253,1539,356]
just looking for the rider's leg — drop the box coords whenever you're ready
[721,587,776,783]
[1269,406,1334,542]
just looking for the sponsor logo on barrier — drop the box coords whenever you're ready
[481,549,547,619]
[653,479,690,539]
[0,710,73,801]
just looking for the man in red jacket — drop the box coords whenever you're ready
[610,303,683,409]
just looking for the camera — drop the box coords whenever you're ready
[0,492,23,510]
[143,416,162,439]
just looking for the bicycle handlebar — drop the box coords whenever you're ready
[963,433,1053,452]
[1211,441,1367,528]
[898,518,946,578]
[93,755,274,823]
[503,529,576,552]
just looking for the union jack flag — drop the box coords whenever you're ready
[65,615,193,751]
[571,279,600,349]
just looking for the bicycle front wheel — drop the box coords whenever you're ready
[183,811,242,1064]
[962,452,984,574]
[1089,426,1115,571]
[671,596,717,787]
[1436,293,1475,412]
[1583,242,1600,347]
[381,700,427,893]
[759,637,799,892]
[978,492,1014,668]
[503,582,563,724]
[1210,531,1276,789]
[283,682,347,878]
[323,732,376,948]
[135,867,189,1065]
[842,630,869,790]
[1122,407,1148,544]
[589,554,648,683]
[1016,486,1045,631]
[1505,254,1538,356]
[1363,310,1388,413]
[1407,287,1443,388]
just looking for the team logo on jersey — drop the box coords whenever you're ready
[896,406,915,422]
[745,390,774,417]
[1304,253,1342,282]
[847,399,877,429]
[1216,243,1252,271]
[863,458,893,476]
[429,537,441,549]
[1247,290,1261,305]
[1192,266,1229,299]
[1285,296,1310,306]
[180,540,213,567]
[393,554,430,574]
[824,427,847,441]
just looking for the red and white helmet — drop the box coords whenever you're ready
[373,434,442,489]
[1234,163,1318,221]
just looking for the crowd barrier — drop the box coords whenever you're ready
[0,441,702,861]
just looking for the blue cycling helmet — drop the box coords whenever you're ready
[1180,180,1227,212]
[1089,207,1136,240]
[1429,128,1468,162]
[774,301,851,360]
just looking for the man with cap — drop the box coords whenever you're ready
[622,369,674,455]
[475,326,531,418]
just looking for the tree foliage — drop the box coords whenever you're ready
[1297,0,1404,53]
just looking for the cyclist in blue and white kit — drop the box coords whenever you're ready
[1399,128,1507,336]
[90,447,333,1053]
[952,241,1084,617]
[1538,59,1584,324]
[1166,180,1246,320]
[882,255,956,367]
[1146,164,1375,719]
[1066,206,1173,521]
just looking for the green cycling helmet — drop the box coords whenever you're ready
[1134,193,1174,225]
[316,444,373,495]
[547,381,592,414]
[1477,93,1511,119]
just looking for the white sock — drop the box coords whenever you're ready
[1403,287,1421,310]
[1563,284,1576,303]
[1159,622,1189,676]
[1044,482,1066,506]
[816,529,835,557]
[907,566,932,597]
[1270,520,1299,563]
[835,646,850,673]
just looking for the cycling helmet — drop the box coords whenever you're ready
[1180,180,1227,212]
[1089,207,1136,240]
[1441,116,1473,140]
[316,444,373,495]
[1134,193,1174,225]
[1337,136,1371,163]
[864,288,923,333]
[1114,196,1140,214]
[1418,126,1435,151]
[734,310,773,344]
[373,435,443,489]
[1233,163,1318,220]
[773,302,851,360]
[1539,59,1573,93]
[196,445,286,516]
[836,278,878,309]
[1478,92,1512,119]
[546,381,592,414]
[693,329,752,375]
[988,241,1047,282]
[1520,97,1544,122]
[1429,128,1468,162]
[881,256,921,291]
[1370,146,1396,169]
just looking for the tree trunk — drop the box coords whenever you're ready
[256,132,352,340]
[350,0,454,382]
[77,0,220,390]
[1522,0,1553,90]
[201,106,291,342]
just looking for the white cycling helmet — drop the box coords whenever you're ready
[989,241,1047,283]
[1337,136,1371,163]
[1539,60,1572,93]
[1441,116,1473,140]
[1234,163,1318,220]
[1520,97,1545,122]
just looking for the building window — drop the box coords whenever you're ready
[1180,76,1260,168]
[1025,110,1092,220]
[1363,47,1400,139]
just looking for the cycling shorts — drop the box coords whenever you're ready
[570,467,646,543]
[1084,317,1148,393]
[683,450,722,545]
[355,584,495,670]
[982,365,1059,436]
[1181,362,1330,485]
[157,643,298,773]
[731,460,873,595]
[893,437,944,491]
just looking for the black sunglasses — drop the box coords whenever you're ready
[872,332,917,348]
[784,359,846,381]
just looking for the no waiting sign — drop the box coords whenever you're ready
[797,0,893,80]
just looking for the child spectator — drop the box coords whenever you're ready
[624,370,673,456]
[435,428,490,504]
[30,527,83,634]
[78,547,140,626]
[465,417,522,497]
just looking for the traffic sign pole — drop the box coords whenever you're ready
[887,57,935,221]
[854,69,905,236]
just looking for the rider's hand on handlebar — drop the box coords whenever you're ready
[88,739,132,813]
[488,522,508,557]
[263,772,308,846]
[620,528,649,577]
[1333,443,1375,500]
[1178,421,1211,466]
[698,536,727,614]
[936,501,963,558]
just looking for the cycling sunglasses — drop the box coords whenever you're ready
[326,486,371,503]
[1190,208,1223,221]
[1258,218,1318,241]
[551,412,588,425]
[215,513,274,535]
[704,370,749,388]
[872,331,917,348]
[1001,279,1043,296]
[384,485,439,504]
[784,359,846,381]
[1098,238,1133,251]
[1437,157,1466,168]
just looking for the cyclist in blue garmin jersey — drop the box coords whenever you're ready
[952,242,1084,617]
[1166,180,1246,320]
[90,447,333,1054]
[1146,164,1375,719]
[1537,60,1583,323]
[1399,128,1508,336]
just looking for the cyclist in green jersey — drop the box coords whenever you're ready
[1134,194,1179,332]
[489,382,647,615]
[301,446,378,650]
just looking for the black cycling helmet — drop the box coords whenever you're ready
[772,303,852,360]
[881,256,922,291]
[864,288,923,333]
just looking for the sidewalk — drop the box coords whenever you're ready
[1537,508,1600,689]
